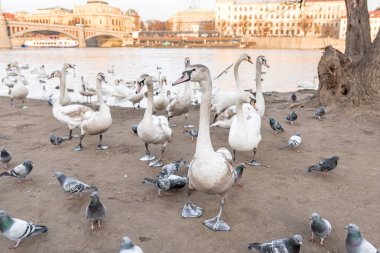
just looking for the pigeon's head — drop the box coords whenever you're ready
[332,156,341,161]
[269,117,276,125]
[291,234,303,246]
[120,236,134,250]
[345,224,361,235]
[295,132,301,137]
[23,160,33,168]
[53,171,65,179]
[0,210,11,223]
[0,147,7,155]
[309,213,321,221]
[90,191,100,205]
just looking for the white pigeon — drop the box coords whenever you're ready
[286,132,301,150]
[119,236,144,253]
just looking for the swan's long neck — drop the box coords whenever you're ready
[96,79,104,106]
[196,77,214,156]
[143,82,153,122]
[234,58,245,122]
[59,73,66,105]
[14,65,22,84]
[255,62,265,117]
[61,68,68,96]
[182,82,191,100]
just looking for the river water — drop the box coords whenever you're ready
[0,48,320,107]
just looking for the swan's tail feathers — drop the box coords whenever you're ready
[247,243,261,251]
[143,178,158,187]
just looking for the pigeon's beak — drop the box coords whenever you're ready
[344,226,348,230]
[298,242,302,246]
[309,217,313,220]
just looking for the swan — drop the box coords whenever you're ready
[172,64,236,231]
[2,76,16,95]
[211,103,256,129]
[136,74,172,167]
[297,75,318,89]
[108,65,115,75]
[74,73,112,151]
[167,57,193,126]
[47,70,93,140]
[79,76,96,103]
[153,76,170,113]
[254,55,269,118]
[59,63,74,106]
[9,62,28,107]
[228,54,263,165]
[127,87,146,109]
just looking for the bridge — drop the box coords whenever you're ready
[0,20,134,48]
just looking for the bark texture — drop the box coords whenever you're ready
[316,0,378,106]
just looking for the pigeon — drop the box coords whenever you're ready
[54,171,97,200]
[309,213,332,246]
[158,159,187,178]
[143,174,187,196]
[291,92,297,102]
[286,132,301,150]
[0,210,48,249]
[50,134,67,145]
[183,129,198,140]
[269,117,285,134]
[0,147,12,169]
[286,111,298,125]
[86,192,106,230]
[307,156,341,176]
[0,160,33,183]
[247,234,302,253]
[345,224,378,253]
[132,124,138,135]
[119,236,144,253]
[314,107,325,120]
[234,163,246,186]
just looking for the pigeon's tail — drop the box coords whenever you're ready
[247,243,261,251]
[143,178,158,187]
[307,165,320,172]
[0,171,12,177]
[31,225,48,236]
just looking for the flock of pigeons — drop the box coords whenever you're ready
[0,54,378,253]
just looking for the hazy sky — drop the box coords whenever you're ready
[1,0,379,20]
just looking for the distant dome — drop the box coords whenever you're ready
[87,0,108,4]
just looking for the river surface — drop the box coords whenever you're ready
[0,48,320,107]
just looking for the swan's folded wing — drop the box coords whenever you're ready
[61,105,92,118]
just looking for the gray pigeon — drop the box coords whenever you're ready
[0,160,33,183]
[286,111,298,125]
[54,171,97,200]
[286,132,301,150]
[309,213,332,246]
[86,192,106,230]
[158,159,187,178]
[307,156,341,176]
[234,163,246,186]
[0,147,12,169]
[132,124,138,135]
[345,224,378,253]
[291,93,297,102]
[314,107,325,120]
[269,117,285,134]
[143,174,187,196]
[183,129,198,140]
[119,236,144,253]
[0,210,48,249]
[50,134,67,145]
[247,234,302,253]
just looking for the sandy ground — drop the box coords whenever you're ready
[0,92,379,253]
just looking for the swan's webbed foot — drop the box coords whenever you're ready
[139,154,156,161]
[182,202,203,218]
[97,144,109,150]
[74,144,84,152]
[202,217,231,232]
[149,160,163,167]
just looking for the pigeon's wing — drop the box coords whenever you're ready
[63,178,89,194]
[359,239,378,252]
[86,203,106,220]
[249,241,288,253]
[4,219,47,242]
[12,164,28,177]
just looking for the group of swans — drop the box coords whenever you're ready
[48,64,112,151]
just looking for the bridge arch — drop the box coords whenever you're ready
[11,29,78,40]
[85,34,124,47]
[85,33,124,42]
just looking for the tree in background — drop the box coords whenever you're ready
[300,14,313,37]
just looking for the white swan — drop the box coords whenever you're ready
[167,57,193,126]
[153,76,169,113]
[2,76,16,95]
[9,62,28,107]
[172,64,236,231]
[60,63,74,106]
[74,73,112,151]
[136,74,172,167]
[297,75,318,89]
[127,87,146,109]
[229,54,264,165]
[79,76,96,103]
[211,103,256,129]
[47,70,93,140]
[254,55,269,118]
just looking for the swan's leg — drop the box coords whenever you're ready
[202,197,230,231]
[74,135,85,151]
[10,98,14,107]
[247,148,261,166]
[139,143,156,161]
[184,113,194,128]
[213,113,219,123]
[97,134,109,150]
[149,146,164,167]
[182,189,203,218]
[233,150,237,163]
[68,129,73,140]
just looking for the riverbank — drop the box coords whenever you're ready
[1,91,379,252]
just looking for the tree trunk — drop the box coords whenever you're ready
[316,0,378,106]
